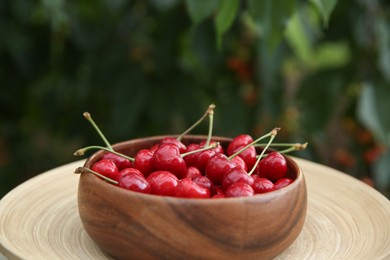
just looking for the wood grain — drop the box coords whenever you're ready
[1,158,390,259]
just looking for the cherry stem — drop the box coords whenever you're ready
[205,104,215,147]
[256,142,308,158]
[177,104,215,142]
[254,142,305,148]
[181,142,219,157]
[74,167,119,185]
[228,127,281,160]
[74,145,135,162]
[248,128,279,176]
[83,112,113,151]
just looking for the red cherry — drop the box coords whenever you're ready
[213,186,224,196]
[119,167,144,179]
[225,182,254,198]
[274,178,293,190]
[175,178,210,198]
[212,193,225,199]
[160,137,187,153]
[230,155,247,171]
[184,166,202,179]
[205,153,236,186]
[134,149,155,177]
[257,152,288,182]
[146,171,179,196]
[227,134,254,155]
[183,143,201,167]
[102,153,133,171]
[222,167,254,192]
[195,149,216,172]
[91,159,120,181]
[231,145,257,171]
[118,168,151,194]
[150,144,160,153]
[252,177,275,194]
[153,144,187,179]
[192,175,214,191]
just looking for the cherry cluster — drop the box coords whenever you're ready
[75,105,307,199]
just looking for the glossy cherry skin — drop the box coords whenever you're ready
[274,178,293,190]
[119,167,144,179]
[222,167,254,192]
[102,153,133,171]
[252,177,275,194]
[205,153,236,186]
[192,175,214,192]
[211,186,225,198]
[146,171,179,196]
[212,193,225,199]
[230,145,257,171]
[91,159,120,181]
[225,182,254,198]
[230,156,247,171]
[227,134,254,156]
[183,143,201,167]
[118,168,151,194]
[184,166,202,179]
[149,144,160,153]
[153,144,187,179]
[160,137,187,153]
[257,152,288,182]
[175,178,210,198]
[195,149,216,172]
[134,149,155,177]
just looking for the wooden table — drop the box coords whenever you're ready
[1,158,390,259]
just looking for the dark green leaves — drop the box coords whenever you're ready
[186,0,335,51]
[310,0,338,27]
[185,0,219,24]
[295,71,346,134]
[214,0,240,49]
[375,17,390,83]
[357,83,390,145]
[249,0,297,50]
[373,151,390,192]
[185,0,239,49]
[357,83,390,192]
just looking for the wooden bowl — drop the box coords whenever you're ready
[78,135,307,259]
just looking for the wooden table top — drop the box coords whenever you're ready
[1,158,390,260]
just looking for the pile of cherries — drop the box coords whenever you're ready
[75,105,306,199]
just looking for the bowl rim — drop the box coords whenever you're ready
[80,134,305,203]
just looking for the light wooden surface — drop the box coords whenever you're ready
[0,158,390,260]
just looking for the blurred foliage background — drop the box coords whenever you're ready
[1,0,390,198]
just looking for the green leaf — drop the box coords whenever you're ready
[312,41,351,69]
[310,0,338,27]
[373,150,390,191]
[185,0,219,24]
[214,0,239,50]
[375,17,390,83]
[357,83,390,145]
[249,0,297,50]
[285,10,314,63]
